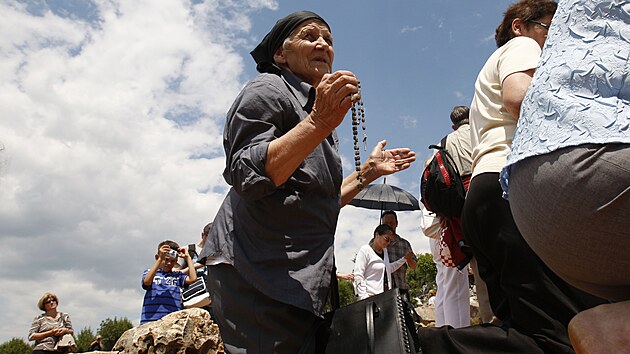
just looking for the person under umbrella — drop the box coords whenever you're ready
[353,224,413,300]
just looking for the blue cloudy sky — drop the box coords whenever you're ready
[1,0,515,342]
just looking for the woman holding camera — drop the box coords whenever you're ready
[28,293,74,354]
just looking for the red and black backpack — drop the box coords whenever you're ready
[420,135,467,217]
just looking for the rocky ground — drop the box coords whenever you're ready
[86,299,483,354]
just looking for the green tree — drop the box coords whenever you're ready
[406,253,437,306]
[97,317,133,350]
[75,327,95,353]
[337,279,358,307]
[0,338,32,354]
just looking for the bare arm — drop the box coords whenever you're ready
[29,319,72,341]
[405,251,417,270]
[502,69,534,118]
[340,140,416,206]
[143,245,169,287]
[336,272,355,281]
[29,329,55,341]
[178,262,205,274]
[266,71,359,186]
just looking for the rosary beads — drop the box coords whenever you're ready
[351,81,367,191]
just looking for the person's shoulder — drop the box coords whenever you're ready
[359,244,371,252]
[246,73,286,91]
[399,236,414,248]
[358,244,373,255]
[502,36,540,54]
[237,73,291,105]
[448,124,471,142]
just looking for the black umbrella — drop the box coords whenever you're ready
[348,179,420,212]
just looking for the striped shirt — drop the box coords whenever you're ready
[140,268,187,324]
[28,312,72,351]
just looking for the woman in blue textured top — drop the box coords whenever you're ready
[502,0,630,352]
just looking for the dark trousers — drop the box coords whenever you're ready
[419,173,605,354]
[207,264,320,354]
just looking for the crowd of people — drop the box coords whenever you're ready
[28,224,215,353]
[417,1,627,353]
[28,0,628,353]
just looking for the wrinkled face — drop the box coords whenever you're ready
[274,19,334,85]
[519,14,554,48]
[381,214,398,233]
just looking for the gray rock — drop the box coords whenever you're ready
[112,308,223,354]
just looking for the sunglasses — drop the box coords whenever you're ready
[527,20,550,30]
[44,298,57,305]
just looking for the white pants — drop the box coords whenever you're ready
[430,237,470,328]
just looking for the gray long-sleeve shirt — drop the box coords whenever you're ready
[199,69,343,316]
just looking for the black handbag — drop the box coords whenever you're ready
[301,268,421,354]
[325,288,420,354]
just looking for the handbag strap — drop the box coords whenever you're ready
[365,301,378,354]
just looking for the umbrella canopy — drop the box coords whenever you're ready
[348,181,420,212]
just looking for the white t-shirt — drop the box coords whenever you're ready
[469,36,542,177]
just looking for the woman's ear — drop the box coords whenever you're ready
[511,18,524,36]
[273,46,286,65]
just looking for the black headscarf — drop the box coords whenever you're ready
[250,10,330,75]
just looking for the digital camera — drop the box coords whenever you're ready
[167,249,179,259]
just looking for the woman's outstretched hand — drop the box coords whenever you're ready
[368,139,416,177]
[340,139,416,206]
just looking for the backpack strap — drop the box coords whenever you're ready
[428,135,462,177]
[440,135,448,150]
[428,135,448,150]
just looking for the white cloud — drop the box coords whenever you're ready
[454,90,468,102]
[400,25,422,34]
[482,33,495,43]
[0,0,431,343]
[0,0,275,342]
[400,114,418,129]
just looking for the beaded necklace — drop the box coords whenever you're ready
[351,81,367,190]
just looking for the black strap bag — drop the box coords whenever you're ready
[301,270,421,353]
[325,288,420,354]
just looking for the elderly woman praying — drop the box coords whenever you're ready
[198,10,415,354]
